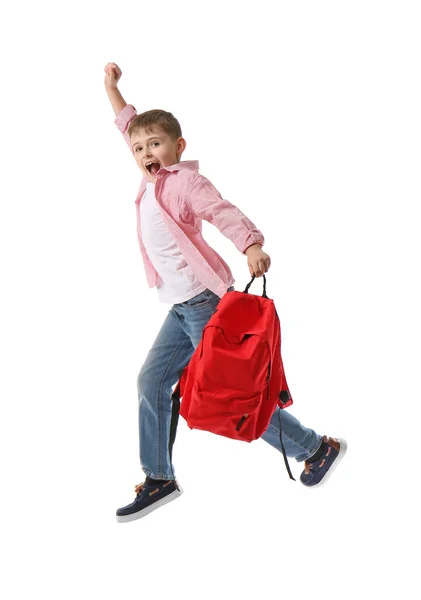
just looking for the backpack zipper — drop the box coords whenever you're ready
[236,414,248,431]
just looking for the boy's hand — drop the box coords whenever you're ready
[104,62,122,89]
[245,244,271,278]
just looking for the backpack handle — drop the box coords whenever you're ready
[243,274,268,298]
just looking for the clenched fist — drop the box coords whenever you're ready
[104,62,122,89]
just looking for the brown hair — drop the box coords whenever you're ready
[127,109,182,141]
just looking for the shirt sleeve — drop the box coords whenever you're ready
[114,104,137,155]
[186,174,265,255]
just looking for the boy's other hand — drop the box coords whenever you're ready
[104,62,122,89]
[246,245,271,278]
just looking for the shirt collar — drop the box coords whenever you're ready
[137,160,199,202]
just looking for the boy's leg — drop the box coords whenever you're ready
[117,309,194,522]
[117,287,230,522]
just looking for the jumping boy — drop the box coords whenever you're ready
[103,62,347,523]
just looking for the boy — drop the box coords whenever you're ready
[104,62,347,523]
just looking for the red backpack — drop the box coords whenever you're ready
[171,275,295,479]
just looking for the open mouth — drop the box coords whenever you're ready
[146,162,161,175]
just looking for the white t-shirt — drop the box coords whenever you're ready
[140,182,207,304]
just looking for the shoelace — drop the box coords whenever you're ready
[134,483,144,495]
[304,443,332,474]
[305,457,327,474]
[304,462,312,475]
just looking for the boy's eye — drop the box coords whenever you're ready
[135,142,159,152]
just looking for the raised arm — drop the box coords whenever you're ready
[104,62,137,154]
[104,62,126,115]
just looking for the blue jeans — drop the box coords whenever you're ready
[137,287,322,480]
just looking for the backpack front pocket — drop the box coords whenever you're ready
[196,327,271,399]
[193,384,262,415]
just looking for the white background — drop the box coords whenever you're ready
[1,1,420,598]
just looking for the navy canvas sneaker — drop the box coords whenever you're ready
[300,435,347,488]
[116,479,183,523]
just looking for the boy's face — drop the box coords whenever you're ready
[130,127,186,183]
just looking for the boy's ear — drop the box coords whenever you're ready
[177,137,187,155]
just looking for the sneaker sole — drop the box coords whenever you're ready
[116,486,184,523]
[302,438,348,488]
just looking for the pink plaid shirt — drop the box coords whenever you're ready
[115,104,265,299]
